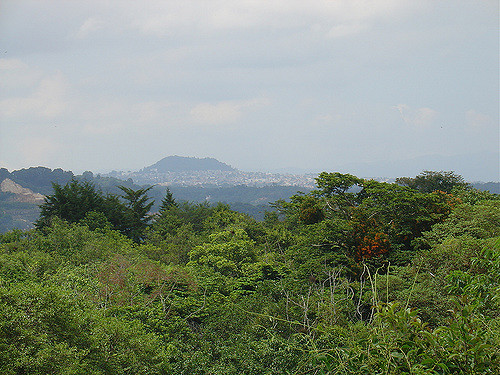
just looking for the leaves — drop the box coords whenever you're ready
[1,170,499,373]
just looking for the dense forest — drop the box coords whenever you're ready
[0,171,499,374]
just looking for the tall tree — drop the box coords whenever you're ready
[118,186,154,242]
[158,188,177,214]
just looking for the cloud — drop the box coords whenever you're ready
[81,122,123,136]
[0,58,26,70]
[395,104,437,128]
[326,23,368,39]
[190,102,243,125]
[190,97,270,126]
[0,72,69,119]
[73,0,417,39]
[311,113,344,127]
[75,16,107,39]
[0,0,496,175]
[465,109,492,128]
[134,101,174,124]
[0,58,42,90]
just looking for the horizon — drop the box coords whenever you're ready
[2,153,499,183]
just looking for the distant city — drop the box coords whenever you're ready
[104,155,318,188]
[105,169,318,188]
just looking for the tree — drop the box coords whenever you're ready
[36,180,105,229]
[188,227,257,277]
[35,180,157,242]
[118,186,154,242]
[35,179,131,235]
[158,188,177,213]
[395,170,470,193]
[314,172,363,219]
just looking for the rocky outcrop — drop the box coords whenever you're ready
[0,178,45,203]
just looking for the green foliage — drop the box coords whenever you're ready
[189,227,257,277]
[118,185,155,242]
[0,229,26,244]
[158,187,177,212]
[35,180,156,242]
[79,210,113,231]
[36,179,106,228]
[451,185,498,205]
[396,170,470,193]
[315,299,499,374]
[0,283,168,374]
[314,172,363,219]
[154,201,217,235]
[1,169,498,373]
[417,200,500,248]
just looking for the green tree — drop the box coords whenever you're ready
[118,186,154,242]
[188,227,257,277]
[36,180,105,229]
[158,188,177,213]
[396,170,470,193]
[35,180,133,237]
[314,172,363,219]
[0,283,169,374]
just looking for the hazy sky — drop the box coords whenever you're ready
[0,1,498,178]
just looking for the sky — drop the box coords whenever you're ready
[0,1,498,180]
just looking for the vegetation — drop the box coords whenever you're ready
[0,171,499,374]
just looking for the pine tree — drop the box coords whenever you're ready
[159,188,177,214]
[118,185,154,242]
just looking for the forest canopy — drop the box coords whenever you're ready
[1,171,499,374]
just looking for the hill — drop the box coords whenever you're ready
[0,167,74,195]
[143,156,235,173]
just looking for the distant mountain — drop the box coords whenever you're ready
[143,156,235,173]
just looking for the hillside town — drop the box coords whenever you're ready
[105,169,318,188]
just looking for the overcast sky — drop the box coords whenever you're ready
[0,1,498,179]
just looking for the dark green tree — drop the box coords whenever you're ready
[35,179,131,235]
[158,188,177,213]
[118,186,154,242]
[396,170,470,193]
[36,180,105,229]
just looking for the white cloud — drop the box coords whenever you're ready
[414,107,437,127]
[190,97,270,126]
[327,23,367,39]
[0,58,43,90]
[0,58,25,70]
[134,101,174,124]
[75,16,107,39]
[190,102,243,125]
[0,0,496,175]
[82,122,123,136]
[76,0,417,38]
[465,109,492,128]
[394,104,438,128]
[0,72,69,118]
[311,113,344,127]
[395,104,437,128]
